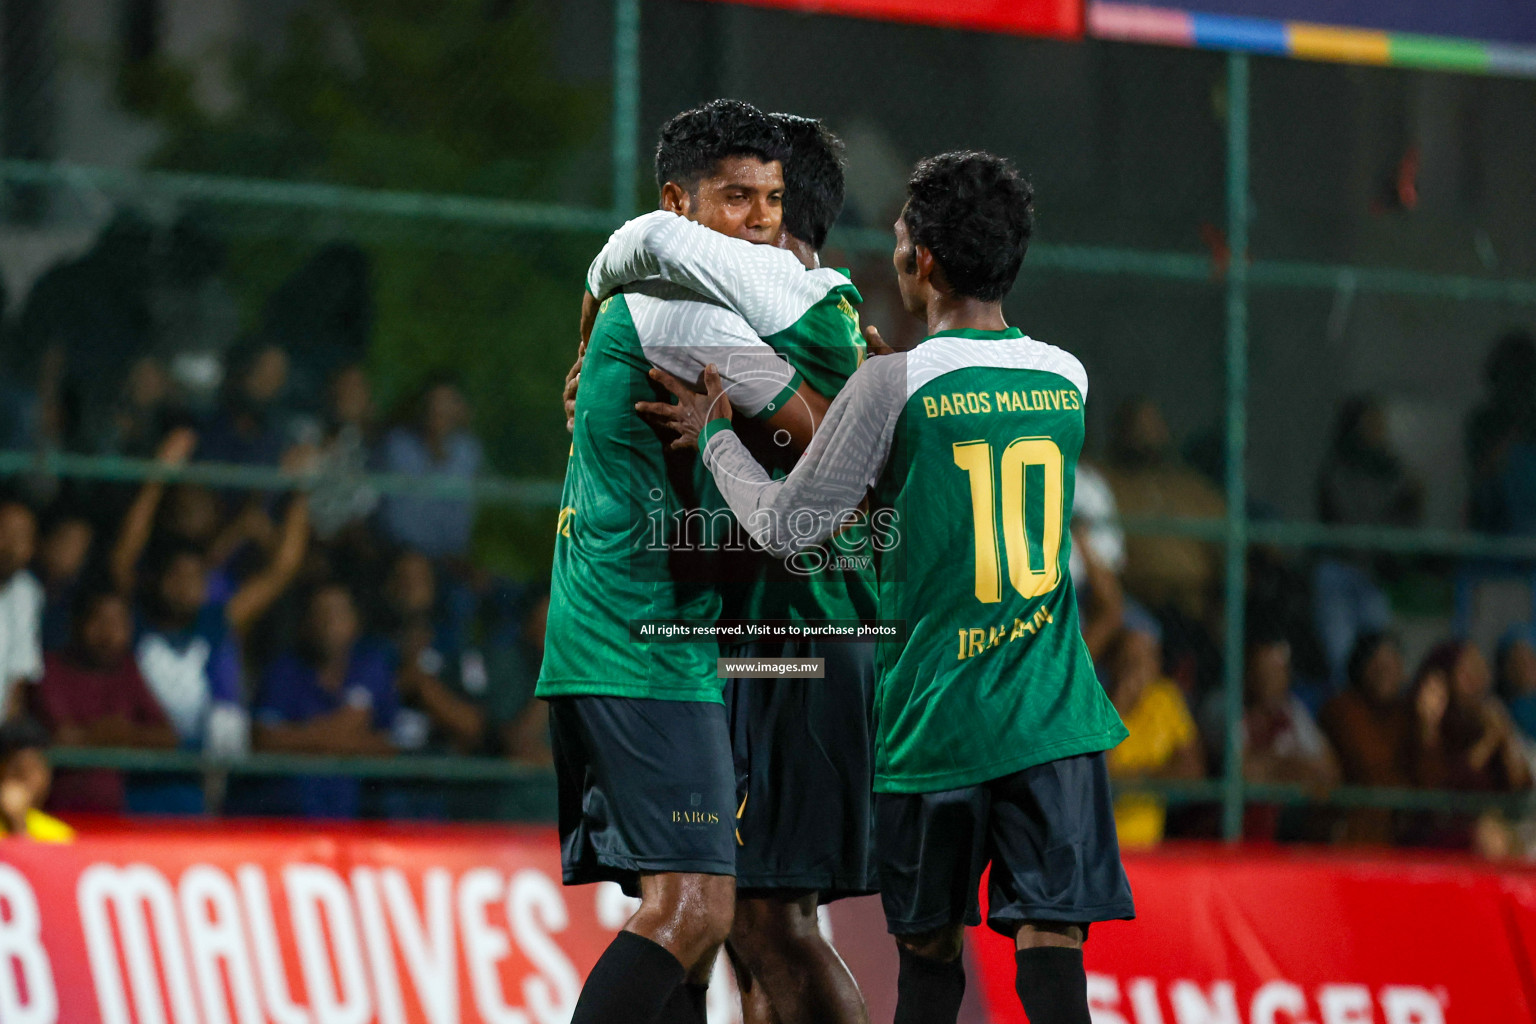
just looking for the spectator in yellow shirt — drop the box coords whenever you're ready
[0,717,74,842]
[1102,607,1204,847]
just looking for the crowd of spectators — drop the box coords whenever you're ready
[0,216,549,833]
[3,213,1536,858]
[1084,341,1536,857]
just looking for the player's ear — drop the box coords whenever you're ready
[660,181,690,216]
[913,243,937,286]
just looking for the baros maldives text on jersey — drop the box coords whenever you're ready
[700,327,1128,791]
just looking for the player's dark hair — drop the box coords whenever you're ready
[654,99,789,194]
[901,151,1034,302]
[771,113,845,251]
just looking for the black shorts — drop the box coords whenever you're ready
[725,639,877,902]
[875,752,1135,937]
[548,696,737,896]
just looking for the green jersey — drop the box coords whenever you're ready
[537,284,803,702]
[701,327,1127,792]
[585,210,878,625]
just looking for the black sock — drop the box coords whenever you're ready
[1015,947,1090,1024]
[571,930,686,1024]
[657,981,709,1024]
[894,945,966,1024]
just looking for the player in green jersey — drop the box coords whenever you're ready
[541,101,839,1024]
[639,151,1134,1024]
[589,113,877,1024]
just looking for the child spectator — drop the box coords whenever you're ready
[1317,633,1411,843]
[0,718,72,842]
[36,509,95,651]
[0,501,43,721]
[251,583,400,818]
[31,591,177,813]
[1102,609,1203,847]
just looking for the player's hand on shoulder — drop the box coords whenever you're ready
[863,324,895,357]
[636,364,732,451]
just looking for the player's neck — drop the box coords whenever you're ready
[925,295,1008,337]
[781,234,818,269]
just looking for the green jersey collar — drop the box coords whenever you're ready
[921,326,1024,343]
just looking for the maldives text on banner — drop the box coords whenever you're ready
[4,826,1536,1023]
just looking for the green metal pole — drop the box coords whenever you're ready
[612,0,641,218]
[1221,52,1251,843]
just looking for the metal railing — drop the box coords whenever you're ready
[45,747,1536,825]
[47,748,558,821]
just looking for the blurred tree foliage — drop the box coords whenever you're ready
[138,0,609,576]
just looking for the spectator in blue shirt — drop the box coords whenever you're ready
[133,546,245,743]
[377,377,482,560]
[112,429,306,610]
[112,432,312,812]
[252,582,400,818]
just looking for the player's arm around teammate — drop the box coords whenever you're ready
[544,100,808,1024]
[614,113,881,1024]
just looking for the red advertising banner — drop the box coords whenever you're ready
[974,847,1536,1023]
[0,823,618,1024]
[696,0,1084,39]
[3,825,1535,1024]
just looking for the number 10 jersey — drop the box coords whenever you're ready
[871,326,1126,792]
[701,326,1128,793]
